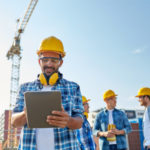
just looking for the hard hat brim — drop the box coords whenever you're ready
[135,95,140,97]
[37,50,66,57]
[83,99,90,104]
[104,95,117,101]
[135,94,145,97]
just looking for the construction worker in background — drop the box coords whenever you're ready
[11,36,84,150]
[77,96,96,150]
[93,90,131,150]
[136,87,150,150]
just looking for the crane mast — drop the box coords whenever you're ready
[3,0,38,149]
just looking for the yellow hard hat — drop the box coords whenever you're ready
[136,87,150,97]
[82,96,90,104]
[103,90,117,101]
[37,36,66,57]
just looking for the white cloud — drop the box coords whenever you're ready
[132,48,143,54]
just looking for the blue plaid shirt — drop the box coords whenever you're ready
[13,73,84,150]
[77,116,96,150]
[93,108,131,150]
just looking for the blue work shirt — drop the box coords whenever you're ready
[93,108,132,150]
[77,115,96,150]
[13,73,84,150]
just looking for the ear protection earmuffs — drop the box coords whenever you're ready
[39,72,59,86]
[84,112,88,119]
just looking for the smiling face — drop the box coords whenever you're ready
[105,96,117,110]
[138,96,149,107]
[83,102,89,113]
[38,51,63,76]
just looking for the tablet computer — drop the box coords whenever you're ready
[24,91,62,128]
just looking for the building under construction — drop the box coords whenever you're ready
[0,110,21,150]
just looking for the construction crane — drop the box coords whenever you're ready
[3,0,38,149]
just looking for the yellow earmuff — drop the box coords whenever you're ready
[39,72,59,86]
[84,112,88,119]
[49,72,59,85]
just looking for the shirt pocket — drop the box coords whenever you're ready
[100,118,107,131]
[114,115,124,129]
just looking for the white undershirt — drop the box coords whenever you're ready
[36,86,55,150]
[108,109,116,145]
[143,108,150,146]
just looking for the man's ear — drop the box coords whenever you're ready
[59,60,63,68]
[38,59,41,65]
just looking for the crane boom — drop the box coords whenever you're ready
[18,0,38,37]
[3,0,38,149]
[7,0,38,59]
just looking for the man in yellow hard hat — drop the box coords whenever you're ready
[11,36,84,150]
[136,87,150,150]
[93,90,131,150]
[76,96,96,150]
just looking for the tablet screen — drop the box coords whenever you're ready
[24,91,62,128]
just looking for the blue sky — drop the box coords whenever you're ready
[0,0,150,115]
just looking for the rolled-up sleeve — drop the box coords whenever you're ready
[12,84,25,113]
[122,112,132,134]
[72,85,84,119]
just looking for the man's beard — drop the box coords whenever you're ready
[140,101,147,106]
[43,66,58,76]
